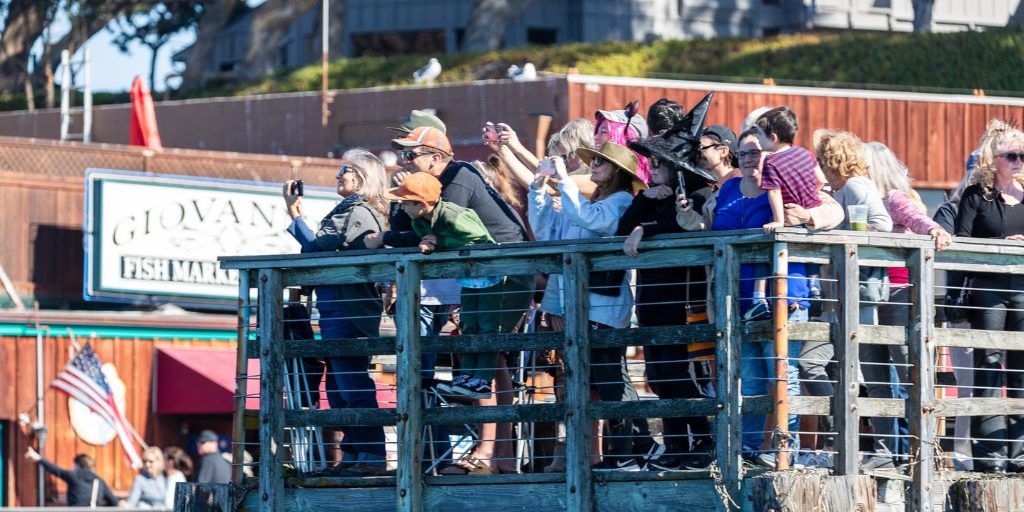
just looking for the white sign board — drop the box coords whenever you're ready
[84,169,340,305]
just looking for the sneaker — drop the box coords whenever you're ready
[544,442,566,473]
[646,455,682,471]
[591,456,640,471]
[452,378,492,400]
[743,300,770,322]
[639,442,667,470]
[756,452,777,469]
[436,375,470,396]
[861,455,896,471]
[678,451,713,470]
[808,287,823,318]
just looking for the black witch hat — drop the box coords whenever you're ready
[629,92,718,184]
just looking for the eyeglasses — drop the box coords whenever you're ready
[737,150,764,159]
[336,165,358,177]
[399,150,434,162]
[650,157,661,169]
[997,152,1024,164]
[700,143,723,151]
[592,156,605,167]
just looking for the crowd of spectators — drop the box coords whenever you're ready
[280,101,1024,476]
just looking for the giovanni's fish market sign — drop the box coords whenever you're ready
[84,169,339,305]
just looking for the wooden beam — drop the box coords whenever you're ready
[713,243,742,510]
[561,252,593,512]
[934,327,1024,350]
[257,268,285,512]
[833,243,860,476]
[907,247,936,512]
[394,259,423,512]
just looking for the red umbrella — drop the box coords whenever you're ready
[129,76,162,149]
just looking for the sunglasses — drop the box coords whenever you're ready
[737,150,764,159]
[997,152,1024,164]
[336,165,358,177]
[592,156,606,167]
[700,143,723,151]
[399,150,434,162]
[650,157,661,169]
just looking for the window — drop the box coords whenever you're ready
[527,28,558,45]
[351,30,446,58]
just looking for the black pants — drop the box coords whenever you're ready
[970,275,1024,472]
[643,343,711,453]
[590,322,655,458]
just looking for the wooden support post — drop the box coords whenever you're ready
[771,242,789,469]
[907,247,936,512]
[257,269,285,512]
[174,483,236,512]
[231,270,252,483]
[750,475,877,512]
[395,259,423,512]
[956,478,1024,512]
[562,252,593,512]
[833,244,860,476]
[713,243,741,510]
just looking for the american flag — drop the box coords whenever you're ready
[51,343,142,469]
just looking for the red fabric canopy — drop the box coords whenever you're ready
[129,76,162,149]
[154,347,396,414]
[154,347,257,414]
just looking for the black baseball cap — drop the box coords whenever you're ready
[701,125,738,158]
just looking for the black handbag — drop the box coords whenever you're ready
[588,270,626,297]
[944,275,972,324]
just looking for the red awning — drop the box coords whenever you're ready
[154,347,258,414]
[154,347,395,414]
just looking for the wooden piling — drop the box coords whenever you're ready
[395,259,424,512]
[833,244,860,476]
[257,269,285,512]
[771,242,789,470]
[749,474,876,512]
[562,253,593,511]
[956,478,1024,512]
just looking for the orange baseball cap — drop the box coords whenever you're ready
[390,126,453,155]
[383,172,442,203]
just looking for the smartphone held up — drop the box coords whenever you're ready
[291,180,304,196]
[538,158,557,177]
[484,125,504,143]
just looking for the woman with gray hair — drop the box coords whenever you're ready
[282,148,389,477]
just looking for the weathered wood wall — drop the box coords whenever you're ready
[0,334,237,507]
[567,75,1024,189]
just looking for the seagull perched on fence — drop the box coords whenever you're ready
[508,63,537,82]
[414,58,442,85]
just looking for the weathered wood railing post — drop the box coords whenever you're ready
[833,244,860,475]
[713,243,742,510]
[257,268,285,512]
[231,269,252,483]
[395,259,424,512]
[771,242,790,469]
[562,252,593,511]
[907,247,936,512]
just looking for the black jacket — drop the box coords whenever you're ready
[383,161,528,247]
[39,459,118,506]
[616,185,713,326]
[956,184,1012,238]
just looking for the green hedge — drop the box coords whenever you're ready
[4,27,1024,111]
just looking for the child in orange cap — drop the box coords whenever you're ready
[384,173,504,400]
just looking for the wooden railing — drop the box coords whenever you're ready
[210,228,1024,512]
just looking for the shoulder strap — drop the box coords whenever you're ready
[91,478,99,507]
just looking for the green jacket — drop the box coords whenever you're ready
[411,199,494,248]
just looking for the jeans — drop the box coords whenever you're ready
[319,315,386,459]
[740,307,806,454]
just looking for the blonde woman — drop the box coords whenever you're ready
[283,148,390,476]
[814,130,896,470]
[126,446,167,508]
[956,119,1024,474]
